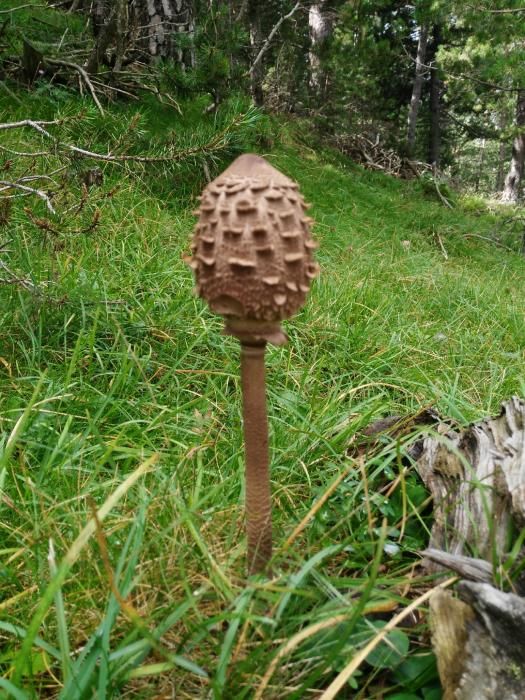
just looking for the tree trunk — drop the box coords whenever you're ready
[501,90,525,203]
[248,1,265,106]
[496,110,508,191]
[406,25,429,158]
[86,0,117,74]
[475,138,486,192]
[428,26,442,168]
[308,2,332,100]
[113,0,128,73]
[87,0,195,73]
[135,0,195,66]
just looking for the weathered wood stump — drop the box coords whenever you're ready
[413,397,525,699]
[417,396,525,563]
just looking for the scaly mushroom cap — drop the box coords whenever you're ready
[188,154,319,337]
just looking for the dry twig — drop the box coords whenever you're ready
[47,58,105,115]
[334,133,431,179]
[0,243,41,292]
[0,3,46,13]
[250,2,302,79]
[0,180,56,213]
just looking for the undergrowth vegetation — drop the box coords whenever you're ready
[1,89,525,699]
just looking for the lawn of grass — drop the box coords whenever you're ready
[1,86,525,698]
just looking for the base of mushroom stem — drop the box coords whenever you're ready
[223,318,288,346]
[247,522,273,575]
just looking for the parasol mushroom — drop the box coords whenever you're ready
[188,153,319,574]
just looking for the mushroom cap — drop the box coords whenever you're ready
[188,154,319,332]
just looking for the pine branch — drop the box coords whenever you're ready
[0,112,255,164]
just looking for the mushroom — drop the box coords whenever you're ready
[188,154,319,574]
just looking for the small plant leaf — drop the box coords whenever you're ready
[365,622,409,669]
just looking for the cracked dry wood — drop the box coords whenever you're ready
[430,584,525,700]
[416,396,525,564]
[416,397,525,699]
[429,590,475,700]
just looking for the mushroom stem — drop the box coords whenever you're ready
[240,341,272,574]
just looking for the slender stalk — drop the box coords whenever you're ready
[240,341,272,574]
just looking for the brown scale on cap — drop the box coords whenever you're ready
[188,154,319,344]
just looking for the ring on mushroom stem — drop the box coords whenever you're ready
[188,153,319,575]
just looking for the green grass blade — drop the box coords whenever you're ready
[0,622,61,661]
[0,678,30,700]
[11,454,157,686]
[47,539,71,684]
[274,545,342,622]
[213,588,254,697]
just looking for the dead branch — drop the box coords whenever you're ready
[466,3,525,13]
[90,78,139,101]
[0,258,41,292]
[422,549,493,584]
[111,73,182,113]
[0,3,46,13]
[250,2,302,79]
[236,0,249,22]
[463,233,514,251]
[14,174,59,185]
[433,179,453,208]
[0,180,56,214]
[46,58,105,115]
[67,0,83,13]
[433,229,449,259]
[0,119,62,131]
[0,146,52,157]
[334,133,432,179]
[0,80,23,105]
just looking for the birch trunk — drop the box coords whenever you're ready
[308,2,332,99]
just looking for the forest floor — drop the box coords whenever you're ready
[1,79,525,698]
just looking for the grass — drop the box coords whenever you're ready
[1,72,525,697]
